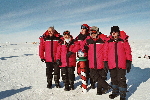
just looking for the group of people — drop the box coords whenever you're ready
[39,24,132,100]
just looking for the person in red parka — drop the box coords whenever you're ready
[39,26,62,88]
[84,26,111,95]
[104,26,132,100]
[72,24,95,89]
[56,30,76,91]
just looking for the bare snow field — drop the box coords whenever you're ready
[0,40,150,100]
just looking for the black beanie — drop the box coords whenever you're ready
[111,26,120,33]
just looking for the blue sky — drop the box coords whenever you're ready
[0,0,150,43]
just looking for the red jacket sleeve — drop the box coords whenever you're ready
[124,41,132,61]
[39,36,45,59]
[56,44,62,60]
[103,41,109,61]
[71,40,80,53]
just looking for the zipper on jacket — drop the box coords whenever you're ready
[94,42,97,69]
[51,38,54,62]
[66,43,70,67]
[115,41,118,68]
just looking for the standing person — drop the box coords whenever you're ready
[104,26,132,100]
[56,30,76,91]
[39,26,62,88]
[84,26,111,95]
[72,24,95,89]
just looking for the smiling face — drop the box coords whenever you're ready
[48,28,55,36]
[90,30,98,39]
[81,28,87,35]
[63,34,70,39]
[111,31,119,39]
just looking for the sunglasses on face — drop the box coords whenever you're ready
[81,25,88,29]
[90,30,97,34]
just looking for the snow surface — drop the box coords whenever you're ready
[0,40,150,100]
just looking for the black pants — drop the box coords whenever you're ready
[110,68,127,88]
[90,69,108,89]
[46,62,60,82]
[61,67,75,83]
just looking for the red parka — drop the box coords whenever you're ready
[56,37,76,67]
[104,31,132,69]
[84,34,108,69]
[39,30,62,62]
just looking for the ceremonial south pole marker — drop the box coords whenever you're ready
[77,50,87,93]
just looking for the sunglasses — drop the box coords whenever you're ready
[90,30,97,34]
[81,25,88,29]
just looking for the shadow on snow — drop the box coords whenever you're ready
[0,56,19,60]
[0,86,32,99]
[126,64,150,99]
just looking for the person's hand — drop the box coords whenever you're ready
[41,59,45,62]
[126,60,132,73]
[56,59,62,66]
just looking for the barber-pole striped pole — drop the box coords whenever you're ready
[79,61,87,93]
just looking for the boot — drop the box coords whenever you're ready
[69,80,74,90]
[47,79,52,88]
[119,87,127,100]
[96,88,102,95]
[64,83,70,91]
[54,75,61,88]
[102,85,112,94]
[109,85,119,99]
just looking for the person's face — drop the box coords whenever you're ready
[111,32,119,37]
[48,28,54,36]
[63,34,70,39]
[81,28,87,35]
[90,30,97,38]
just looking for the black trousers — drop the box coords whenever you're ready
[109,68,127,88]
[46,62,60,81]
[61,67,75,83]
[90,69,108,89]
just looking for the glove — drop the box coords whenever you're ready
[104,61,108,73]
[56,59,62,66]
[66,51,74,57]
[126,60,132,73]
[41,59,45,62]
[84,45,89,51]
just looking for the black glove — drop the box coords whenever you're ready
[56,59,62,66]
[66,51,74,57]
[126,60,132,73]
[41,59,45,62]
[84,45,89,51]
[104,61,108,73]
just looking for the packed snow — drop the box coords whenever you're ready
[0,40,150,100]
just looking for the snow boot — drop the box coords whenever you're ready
[109,85,119,99]
[69,80,74,90]
[102,85,112,94]
[64,83,70,91]
[47,79,52,88]
[119,87,127,100]
[96,87,102,95]
[54,75,61,88]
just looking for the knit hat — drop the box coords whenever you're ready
[111,26,120,33]
[90,26,99,31]
[81,24,89,30]
[89,26,99,34]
